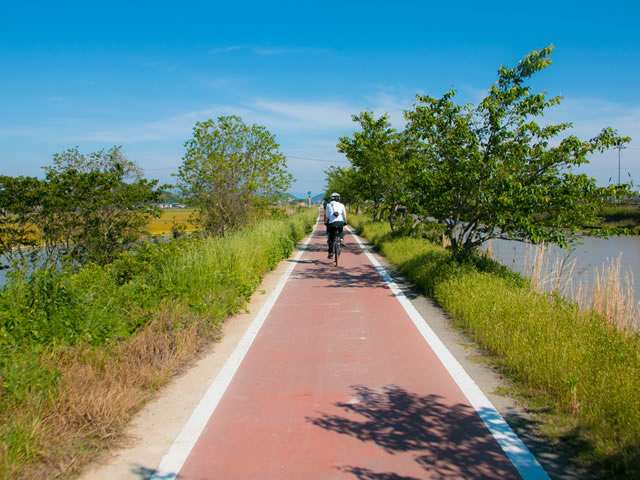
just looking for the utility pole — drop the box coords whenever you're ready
[614,144,626,204]
[615,144,626,187]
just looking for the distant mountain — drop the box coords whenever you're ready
[285,192,326,203]
[287,192,306,200]
[159,190,184,204]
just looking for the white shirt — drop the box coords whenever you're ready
[325,200,347,224]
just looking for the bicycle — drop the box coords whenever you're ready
[331,230,340,266]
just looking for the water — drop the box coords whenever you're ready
[0,235,178,289]
[485,235,640,301]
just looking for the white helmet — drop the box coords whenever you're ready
[330,192,340,200]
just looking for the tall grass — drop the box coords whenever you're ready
[351,215,640,479]
[506,241,640,331]
[0,208,317,479]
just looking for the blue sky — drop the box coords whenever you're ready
[1,1,639,198]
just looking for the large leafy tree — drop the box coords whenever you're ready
[45,145,143,179]
[324,166,363,209]
[404,46,630,258]
[1,147,161,269]
[337,111,408,228]
[178,115,293,235]
[0,176,44,269]
[41,146,161,266]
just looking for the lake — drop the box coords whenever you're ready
[485,235,640,297]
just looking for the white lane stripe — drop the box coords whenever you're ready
[349,228,550,480]
[150,225,316,480]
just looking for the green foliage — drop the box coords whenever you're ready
[403,46,631,257]
[159,189,185,204]
[45,145,143,179]
[178,115,293,236]
[40,147,162,266]
[589,204,640,230]
[391,215,447,244]
[324,166,362,206]
[351,214,640,478]
[0,176,43,269]
[0,147,162,270]
[336,111,409,228]
[333,47,632,259]
[0,208,316,410]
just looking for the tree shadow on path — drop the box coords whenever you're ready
[307,384,522,480]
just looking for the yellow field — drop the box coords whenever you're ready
[146,208,198,235]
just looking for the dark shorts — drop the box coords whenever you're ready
[327,221,344,251]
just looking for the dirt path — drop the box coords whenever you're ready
[79,222,582,480]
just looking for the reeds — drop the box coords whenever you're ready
[575,256,639,332]
[517,241,640,332]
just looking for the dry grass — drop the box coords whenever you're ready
[576,256,640,331]
[522,241,578,296]
[513,241,640,332]
[1,208,318,479]
[12,303,220,480]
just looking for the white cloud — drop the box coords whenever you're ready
[253,47,327,56]
[60,98,358,144]
[535,96,640,185]
[544,97,640,138]
[252,100,356,129]
[209,46,245,55]
[362,90,414,129]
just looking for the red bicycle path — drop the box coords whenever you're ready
[152,219,549,480]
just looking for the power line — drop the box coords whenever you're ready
[141,157,350,171]
[143,166,179,172]
[285,155,349,164]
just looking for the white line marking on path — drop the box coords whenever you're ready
[349,228,550,480]
[150,225,316,480]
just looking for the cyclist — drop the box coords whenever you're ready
[324,192,347,259]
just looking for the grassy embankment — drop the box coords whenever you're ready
[586,204,640,232]
[0,207,317,479]
[351,214,640,479]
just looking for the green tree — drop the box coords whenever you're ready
[1,148,160,270]
[0,176,43,269]
[45,145,143,179]
[324,166,363,210]
[41,157,161,266]
[404,46,630,258]
[337,111,408,228]
[177,115,293,235]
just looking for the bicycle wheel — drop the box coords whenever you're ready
[333,237,340,266]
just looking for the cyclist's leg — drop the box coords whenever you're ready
[337,223,344,246]
[327,223,336,257]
